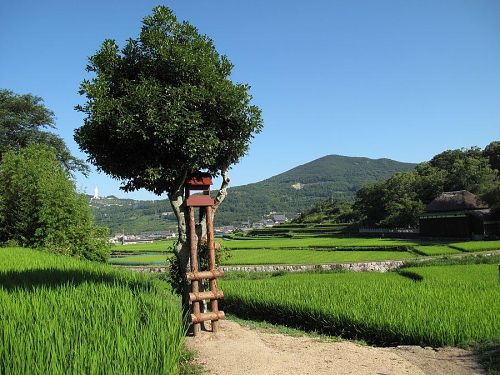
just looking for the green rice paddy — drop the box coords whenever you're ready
[413,245,461,256]
[220,264,500,347]
[109,253,173,266]
[223,249,415,265]
[109,237,500,267]
[111,240,175,252]
[449,240,500,252]
[112,237,500,255]
[0,247,185,375]
[221,237,418,250]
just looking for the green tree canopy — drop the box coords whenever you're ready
[0,145,109,261]
[74,6,263,303]
[428,147,497,194]
[483,141,500,172]
[0,89,88,175]
[352,145,499,228]
[75,6,262,195]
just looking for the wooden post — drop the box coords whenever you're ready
[188,206,201,336]
[206,206,220,332]
[185,173,224,335]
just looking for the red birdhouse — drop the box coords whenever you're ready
[185,172,214,207]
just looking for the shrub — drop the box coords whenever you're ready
[0,145,110,261]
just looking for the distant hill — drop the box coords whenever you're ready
[215,155,416,224]
[90,155,416,232]
[89,196,177,235]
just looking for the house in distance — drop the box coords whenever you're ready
[419,190,500,239]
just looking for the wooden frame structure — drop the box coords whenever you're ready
[185,173,224,336]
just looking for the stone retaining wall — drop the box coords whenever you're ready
[122,260,405,274]
[219,261,405,273]
[119,250,500,274]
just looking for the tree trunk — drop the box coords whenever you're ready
[169,188,191,313]
[168,169,231,318]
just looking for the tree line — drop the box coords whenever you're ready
[0,89,110,261]
[295,142,500,228]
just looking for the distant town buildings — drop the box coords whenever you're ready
[109,215,287,239]
[93,193,290,240]
[214,213,289,236]
[109,213,289,242]
[109,230,177,244]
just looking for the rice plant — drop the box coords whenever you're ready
[221,264,500,347]
[109,253,173,266]
[223,249,415,265]
[0,247,185,375]
[413,245,461,256]
[449,240,500,252]
[221,237,419,250]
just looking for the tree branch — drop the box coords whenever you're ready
[213,167,230,213]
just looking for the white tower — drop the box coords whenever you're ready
[93,186,99,199]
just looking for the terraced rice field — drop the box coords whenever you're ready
[221,263,500,347]
[109,237,500,267]
[111,240,175,253]
[449,240,500,252]
[413,245,462,256]
[108,253,173,266]
[221,237,418,250]
[0,247,185,374]
[223,249,415,265]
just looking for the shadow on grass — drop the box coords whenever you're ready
[396,270,424,282]
[474,340,500,374]
[221,298,457,347]
[0,268,154,292]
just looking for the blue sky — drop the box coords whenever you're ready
[1,0,499,200]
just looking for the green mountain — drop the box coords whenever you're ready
[89,196,177,235]
[216,155,416,224]
[91,155,416,232]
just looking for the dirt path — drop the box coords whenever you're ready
[186,320,484,375]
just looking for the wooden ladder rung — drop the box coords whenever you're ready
[187,270,224,281]
[190,290,224,302]
[189,290,224,302]
[191,311,225,324]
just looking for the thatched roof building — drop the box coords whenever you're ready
[420,190,499,239]
[425,190,488,212]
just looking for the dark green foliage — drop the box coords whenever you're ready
[75,6,262,195]
[352,145,499,228]
[0,145,110,261]
[481,184,500,214]
[428,147,497,194]
[354,172,425,228]
[480,141,500,214]
[0,89,88,175]
[484,141,500,172]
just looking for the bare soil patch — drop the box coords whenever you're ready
[186,320,484,375]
